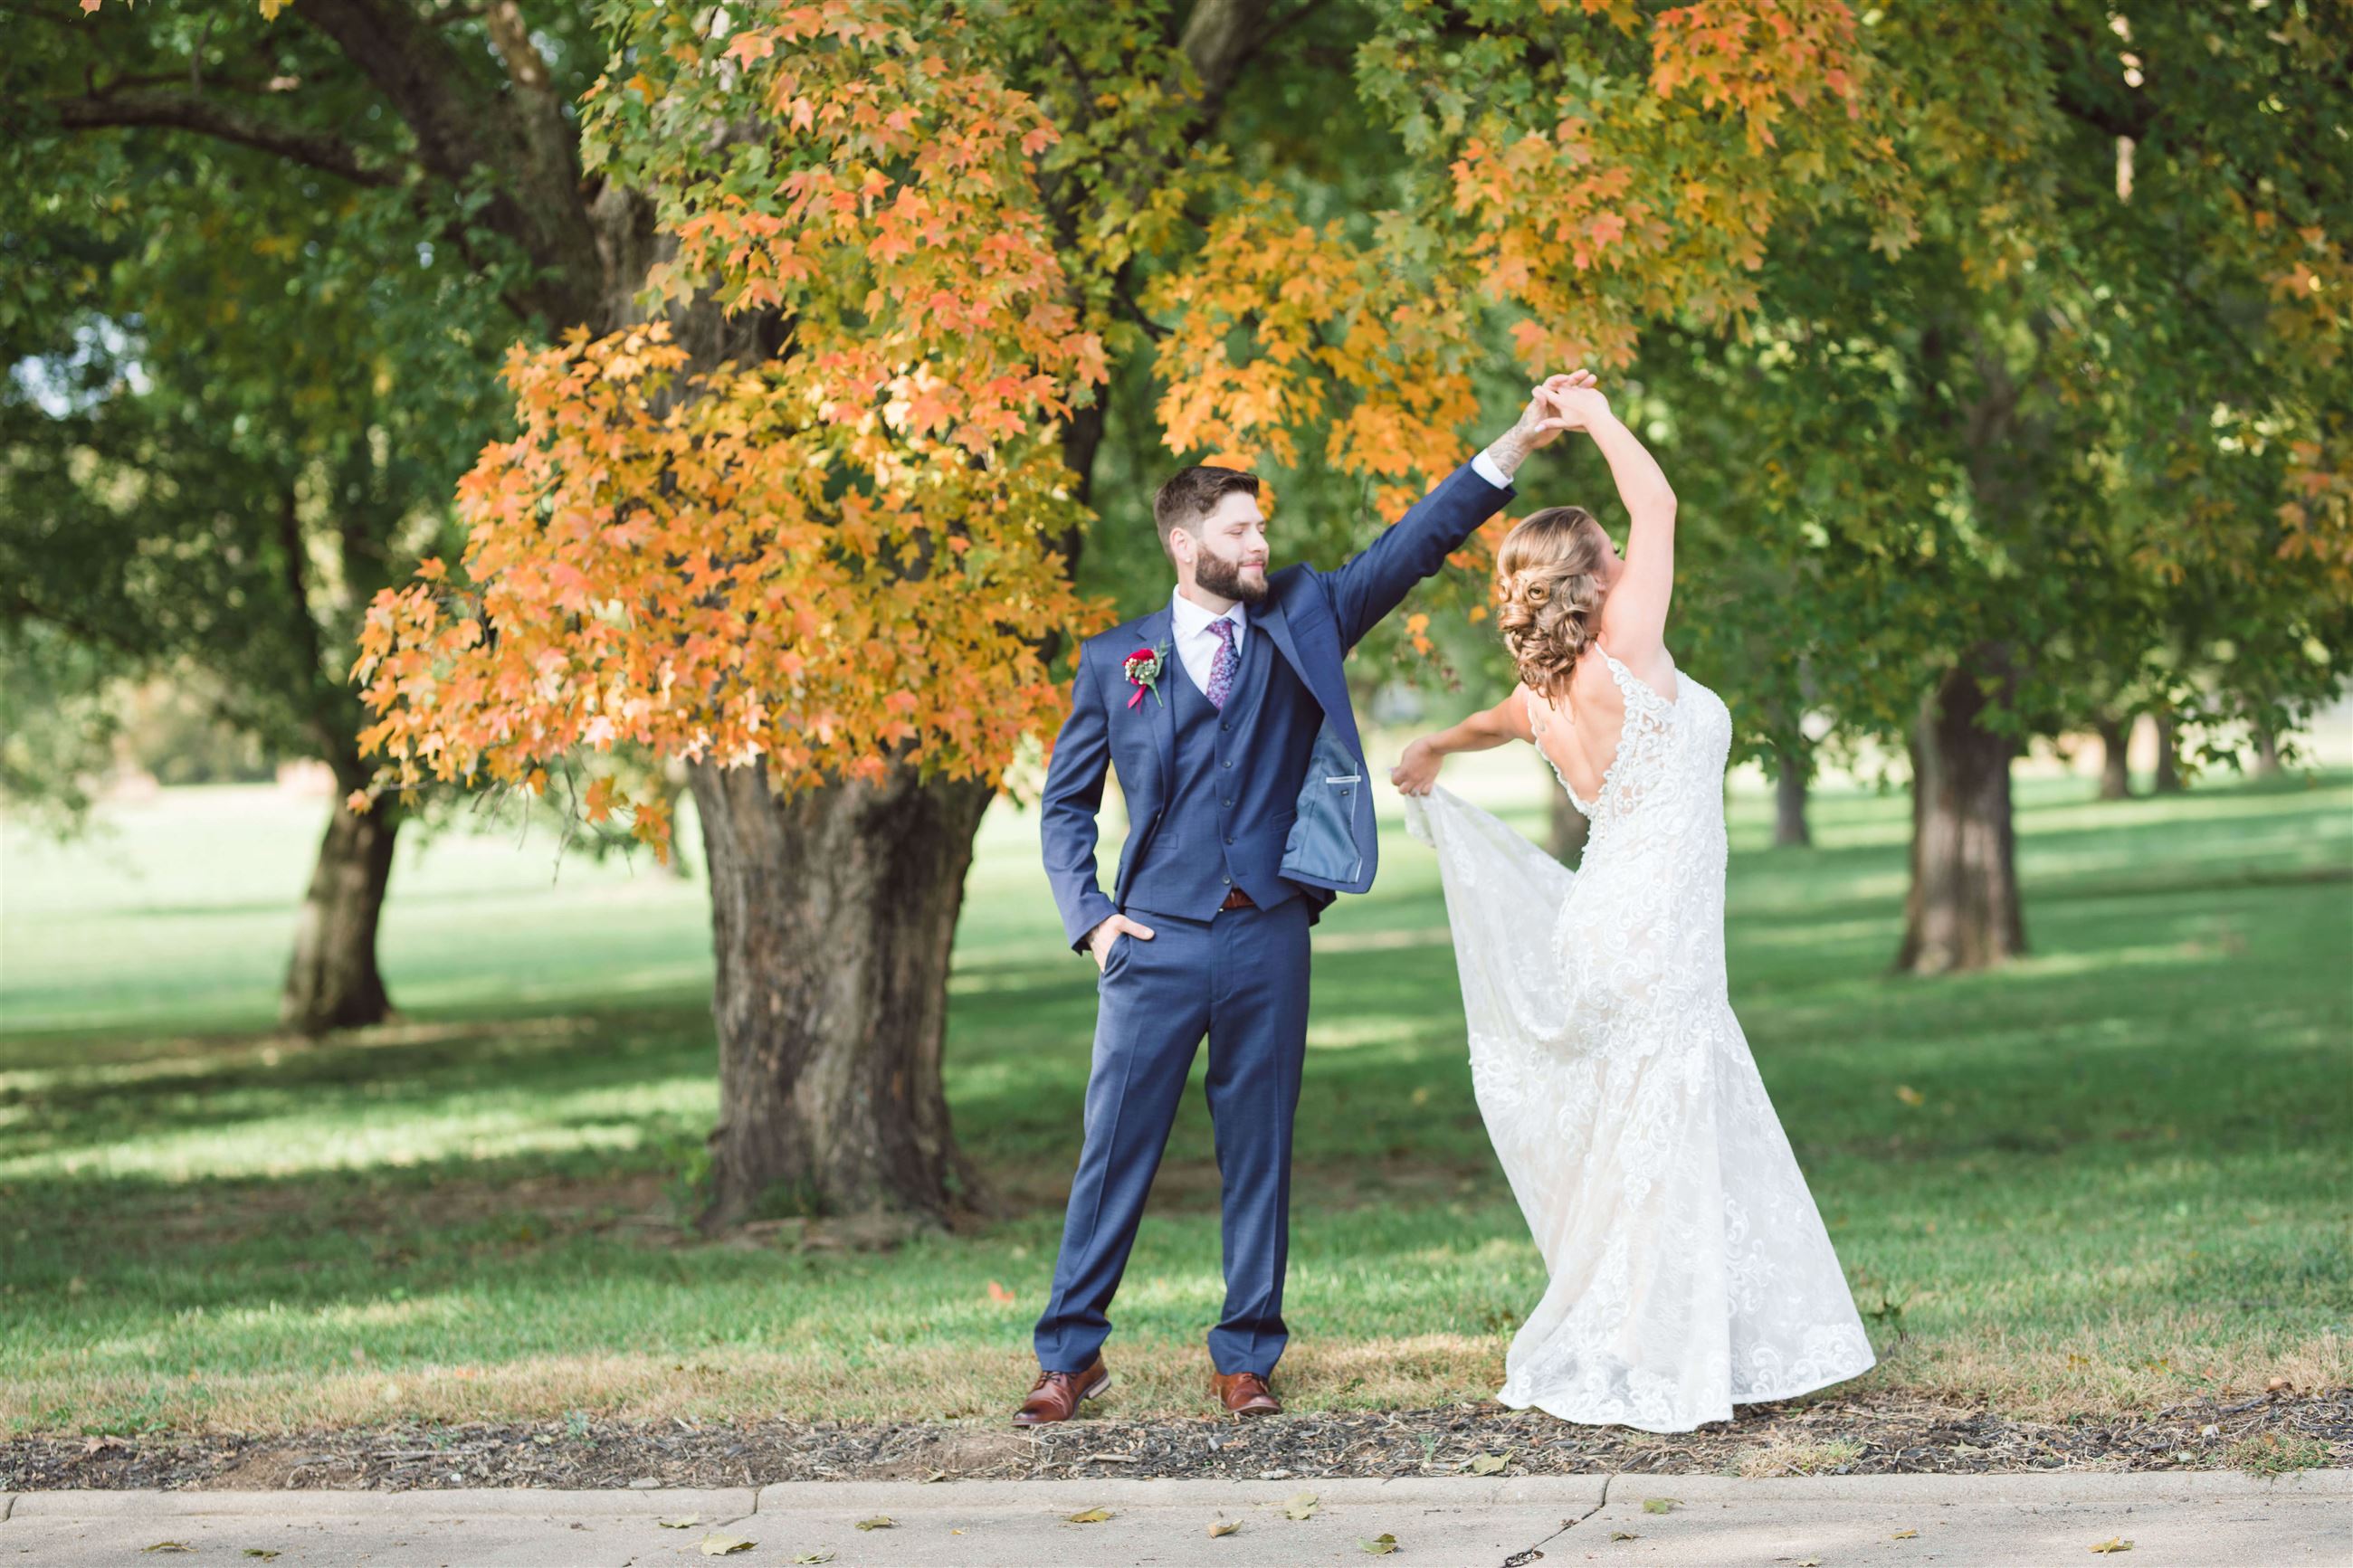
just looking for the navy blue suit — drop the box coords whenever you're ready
[1033,458,1516,1378]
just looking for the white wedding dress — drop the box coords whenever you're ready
[1403,650,1876,1432]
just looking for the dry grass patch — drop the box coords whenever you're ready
[1738,1436,1867,1477]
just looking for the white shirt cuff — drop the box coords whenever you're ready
[1471,451,1510,489]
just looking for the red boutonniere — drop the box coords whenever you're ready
[1122,641,1170,709]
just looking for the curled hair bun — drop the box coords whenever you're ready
[1494,507,1611,702]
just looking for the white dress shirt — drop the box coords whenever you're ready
[1169,589,1249,695]
[1163,453,1510,695]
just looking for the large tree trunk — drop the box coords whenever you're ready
[2253,725,2282,777]
[2093,711,2134,800]
[688,758,996,1232]
[1772,742,1813,848]
[280,794,400,1034]
[1547,767,1591,866]
[2153,710,2186,794]
[1896,649,2027,974]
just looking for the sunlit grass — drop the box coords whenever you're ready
[2,755,2348,1435]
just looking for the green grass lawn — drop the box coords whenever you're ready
[2,753,2348,1437]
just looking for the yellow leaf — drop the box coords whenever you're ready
[1065,1507,1113,1523]
[2090,1541,2135,1555]
[1208,1518,1242,1537]
[699,1535,755,1556]
[1281,1492,1319,1520]
[1361,1534,1400,1555]
[1896,1084,1925,1106]
[855,1516,893,1530]
[1642,1497,1679,1514]
[1467,1449,1511,1475]
[1894,1526,1920,1537]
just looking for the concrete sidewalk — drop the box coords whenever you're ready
[4,1471,2347,1566]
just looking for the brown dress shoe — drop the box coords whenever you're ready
[1014,1356,1110,1425]
[1209,1369,1281,1415]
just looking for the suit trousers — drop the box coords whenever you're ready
[1033,895,1313,1378]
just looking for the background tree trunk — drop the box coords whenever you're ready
[2253,725,2282,777]
[280,794,400,1033]
[688,757,996,1231]
[1547,767,1591,866]
[1896,648,2027,974]
[1772,742,1813,847]
[2094,711,2134,800]
[2153,709,2186,794]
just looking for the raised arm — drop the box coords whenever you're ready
[1037,643,1119,955]
[1548,380,1678,670]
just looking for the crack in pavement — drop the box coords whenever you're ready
[1499,1471,1612,1566]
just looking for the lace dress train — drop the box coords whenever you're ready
[1403,651,1875,1433]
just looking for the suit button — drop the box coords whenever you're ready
[1223,874,1232,884]
[1221,721,1230,731]
[1223,798,1232,807]
[1225,835,1234,845]
[1222,759,1232,768]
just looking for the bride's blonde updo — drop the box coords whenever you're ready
[1495,506,1611,702]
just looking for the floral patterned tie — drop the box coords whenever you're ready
[1205,617,1239,709]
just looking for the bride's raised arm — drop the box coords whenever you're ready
[1542,377,1677,675]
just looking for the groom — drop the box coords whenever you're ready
[1018,389,1565,1424]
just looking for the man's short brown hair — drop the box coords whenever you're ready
[1152,465,1260,557]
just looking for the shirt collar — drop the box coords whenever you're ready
[1170,588,1247,641]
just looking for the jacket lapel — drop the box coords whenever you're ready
[1129,603,1176,797]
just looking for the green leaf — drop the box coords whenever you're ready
[1281,1491,1319,1520]
[1642,1497,1679,1515]
[1468,1449,1511,1475]
[699,1535,756,1556]
[1361,1534,1400,1554]
[855,1516,894,1530]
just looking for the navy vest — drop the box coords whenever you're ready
[1122,613,1319,921]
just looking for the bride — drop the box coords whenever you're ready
[1388,371,1876,1433]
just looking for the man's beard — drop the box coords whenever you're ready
[1196,550,1269,604]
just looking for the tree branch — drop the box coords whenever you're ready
[48,89,401,186]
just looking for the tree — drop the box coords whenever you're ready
[0,77,528,1028]
[1615,0,2351,972]
[340,0,1906,1226]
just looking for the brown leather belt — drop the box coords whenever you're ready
[1219,886,1255,910]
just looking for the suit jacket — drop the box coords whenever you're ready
[1040,458,1516,953]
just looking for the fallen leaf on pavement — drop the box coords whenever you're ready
[1065,1506,1113,1523]
[657,1516,701,1529]
[1208,1518,1243,1537]
[2090,1540,2134,1554]
[1361,1534,1400,1555]
[699,1535,756,1556]
[1611,1530,1639,1541]
[1893,1527,1919,1538]
[1468,1449,1512,1475]
[792,1554,835,1564]
[855,1516,894,1531]
[140,1547,193,1556]
[1282,1491,1320,1520]
[1642,1497,1678,1515]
